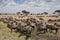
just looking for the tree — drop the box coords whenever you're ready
[41,12,48,15]
[16,12,20,15]
[55,10,60,12]
[43,12,48,15]
[22,10,30,14]
[53,10,60,15]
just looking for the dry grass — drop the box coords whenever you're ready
[0,21,60,40]
[0,15,60,40]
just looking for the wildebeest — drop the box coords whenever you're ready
[7,21,17,32]
[8,17,14,21]
[36,21,47,35]
[46,23,58,33]
[2,18,9,23]
[54,23,60,27]
[16,22,33,40]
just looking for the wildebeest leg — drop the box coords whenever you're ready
[56,28,58,33]
[36,30,41,35]
[25,36,30,40]
[44,29,47,33]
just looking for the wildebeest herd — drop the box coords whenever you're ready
[0,17,60,40]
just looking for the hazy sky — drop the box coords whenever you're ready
[0,0,60,14]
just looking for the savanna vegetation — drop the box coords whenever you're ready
[0,10,60,40]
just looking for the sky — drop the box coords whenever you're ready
[0,0,60,14]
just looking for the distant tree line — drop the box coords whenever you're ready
[17,10,60,15]
[0,10,60,15]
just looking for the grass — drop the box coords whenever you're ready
[0,21,60,40]
[0,21,28,40]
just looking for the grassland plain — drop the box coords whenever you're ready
[0,21,32,40]
[0,19,60,40]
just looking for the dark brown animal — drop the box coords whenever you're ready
[46,23,58,33]
[36,22,47,35]
[7,22,17,32]
[16,23,33,40]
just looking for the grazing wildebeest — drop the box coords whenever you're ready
[36,21,47,35]
[8,17,14,21]
[46,23,58,33]
[2,18,9,23]
[54,23,60,27]
[16,23,33,40]
[26,18,36,29]
[25,25,33,40]
[7,22,17,32]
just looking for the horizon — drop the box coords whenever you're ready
[0,0,60,14]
